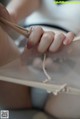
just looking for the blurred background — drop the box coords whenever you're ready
[0,0,25,41]
[0,0,9,5]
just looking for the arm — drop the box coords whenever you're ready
[6,0,40,23]
[0,26,20,66]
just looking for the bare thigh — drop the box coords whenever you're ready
[0,26,32,109]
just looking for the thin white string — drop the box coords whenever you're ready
[42,54,51,83]
[42,53,80,95]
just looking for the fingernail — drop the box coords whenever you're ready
[49,33,65,52]
[63,38,70,45]
[63,32,75,45]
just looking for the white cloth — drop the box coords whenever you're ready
[25,0,80,34]
[25,1,80,118]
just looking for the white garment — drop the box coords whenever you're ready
[25,1,80,118]
[25,0,80,34]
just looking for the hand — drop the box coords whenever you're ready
[21,26,75,66]
[27,26,75,53]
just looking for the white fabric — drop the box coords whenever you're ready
[25,0,80,34]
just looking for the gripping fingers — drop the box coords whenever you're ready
[49,33,65,52]
[38,31,54,53]
[63,32,75,45]
[27,26,44,48]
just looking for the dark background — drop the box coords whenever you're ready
[0,0,9,5]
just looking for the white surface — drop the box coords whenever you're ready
[0,40,80,94]
[26,0,80,34]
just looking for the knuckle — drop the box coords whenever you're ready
[59,33,65,37]
[36,26,44,34]
[43,32,54,41]
[32,26,43,33]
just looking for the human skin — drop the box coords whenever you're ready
[0,2,75,110]
[0,26,32,109]
[3,1,80,118]
[6,0,40,23]
[45,93,80,119]
[0,4,32,109]
[0,26,74,110]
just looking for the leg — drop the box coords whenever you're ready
[0,26,32,109]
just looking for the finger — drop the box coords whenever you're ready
[27,26,44,48]
[49,33,65,52]
[38,31,55,53]
[63,32,75,45]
